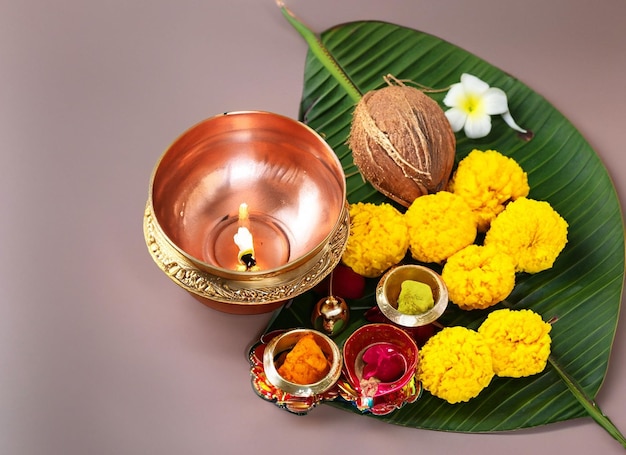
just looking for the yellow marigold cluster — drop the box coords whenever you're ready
[341,202,409,278]
[441,244,516,310]
[404,191,477,264]
[449,149,529,232]
[417,326,494,404]
[484,197,568,273]
[418,309,552,403]
[478,309,552,377]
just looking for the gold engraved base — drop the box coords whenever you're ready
[143,202,350,315]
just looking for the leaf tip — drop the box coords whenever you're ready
[275,0,291,15]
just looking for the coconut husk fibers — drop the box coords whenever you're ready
[348,83,456,207]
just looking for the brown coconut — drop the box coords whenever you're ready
[348,77,456,207]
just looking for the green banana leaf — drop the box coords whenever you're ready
[266,19,625,435]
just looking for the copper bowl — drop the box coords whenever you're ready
[263,328,342,397]
[375,264,448,327]
[144,111,349,314]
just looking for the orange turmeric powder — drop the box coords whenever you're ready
[277,333,330,384]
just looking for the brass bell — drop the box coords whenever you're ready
[311,295,350,337]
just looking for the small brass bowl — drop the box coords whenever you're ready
[376,265,448,327]
[263,329,342,397]
[144,111,349,314]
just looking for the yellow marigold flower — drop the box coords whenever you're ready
[442,244,516,310]
[478,309,552,378]
[341,202,409,278]
[404,191,477,264]
[449,149,529,232]
[418,326,494,404]
[484,197,568,273]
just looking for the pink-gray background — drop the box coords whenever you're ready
[1,0,625,454]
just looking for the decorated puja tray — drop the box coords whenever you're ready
[248,328,423,416]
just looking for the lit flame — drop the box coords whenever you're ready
[233,203,257,271]
[238,203,250,228]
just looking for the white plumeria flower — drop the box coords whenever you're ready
[443,73,527,139]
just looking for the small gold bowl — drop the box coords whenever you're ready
[144,111,349,314]
[263,329,343,397]
[375,264,448,327]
